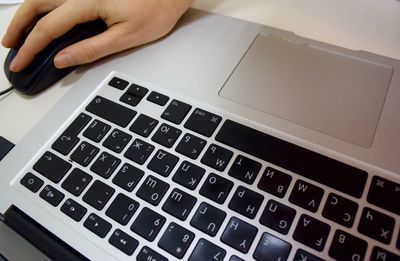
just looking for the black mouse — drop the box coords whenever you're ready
[4,20,107,95]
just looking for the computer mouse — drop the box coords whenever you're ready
[3,20,107,95]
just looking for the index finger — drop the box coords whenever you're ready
[2,0,65,48]
[10,0,101,72]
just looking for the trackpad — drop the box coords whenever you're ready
[219,33,393,147]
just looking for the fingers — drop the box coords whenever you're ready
[4,0,193,72]
[54,24,132,69]
[9,0,99,72]
[2,0,65,48]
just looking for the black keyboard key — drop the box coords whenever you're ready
[39,185,65,206]
[199,173,233,204]
[228,155,261,184]
[61,198,87,221]
[216,120,368,198]
[294,249,324,261]
[158,222,195,259]
[33,151,71,183]
[20,173,44,192]
[201,143,233,171]
[112,163,144,192]
[370,246,400,261]
[190,202,226,237]
[129,114,158,137]
[83,213,111,238]
[86,96,136,127]
[184,108,222,137]
[175,133,206,159]
[289,179,324,212]
[121,82,148,106]
[161,99,192,124]
[162,188,197,220]
[147,149,179,177]
[253,232,291,261]
[293,214,330,251]
[61,168,92,196]
[127,83,148,98]
[221,217,258,254]
[106,193,139,225]
[90,151,121,178]
[109,229,138,256]
[70,141,99,167]
[83,119,110,142]
[358,207,395,244]
[137,246,168,261]
[131,207,166,242]
[398,229,400,250]
[108,76,129,90]
[147,91,169,106]
[230,256,245,261]
[329,229,367,261]
[52,134,80,155]
[257,167,292,198]
[124,138,155,165]
[189,238,226,261]
[322,192,358,228]
[228,186,263,219]
[152,123,182,148]
[82,180,115,210]
[102,128,132,153]
[259,199,296,235]
[136,175,169,206]
[367,176,400,215]
[172,161,205,190]
[63,113,91,136]
[120,92,141,107]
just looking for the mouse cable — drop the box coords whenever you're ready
[0,86,15,97]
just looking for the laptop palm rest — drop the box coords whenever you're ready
[219,33,393,147]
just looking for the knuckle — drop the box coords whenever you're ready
[34,19,56,42]
[80,43,99,62]
[24,0,37,9]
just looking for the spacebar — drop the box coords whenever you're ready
[215,120,367,198]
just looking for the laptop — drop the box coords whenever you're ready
[1,8,399,261]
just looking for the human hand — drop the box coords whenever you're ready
[2,0,192,72]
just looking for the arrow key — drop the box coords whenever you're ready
[109,229,139,256]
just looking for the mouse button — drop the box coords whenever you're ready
[26,65,76,95]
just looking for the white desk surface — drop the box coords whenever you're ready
[1,0,399,144]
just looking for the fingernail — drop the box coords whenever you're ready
[54,52,73,68]
[10,57,18,72]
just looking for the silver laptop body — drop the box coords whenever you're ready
[0,8,399,261]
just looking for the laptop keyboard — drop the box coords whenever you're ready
[18,73,400,260]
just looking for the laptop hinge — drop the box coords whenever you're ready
[4,206,88,261]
